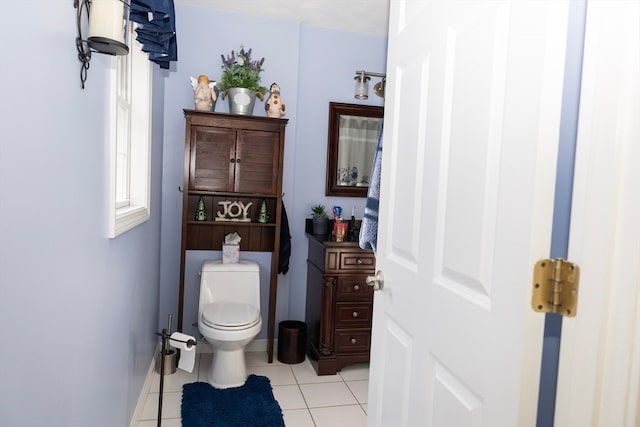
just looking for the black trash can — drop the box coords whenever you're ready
[277,320,307,364]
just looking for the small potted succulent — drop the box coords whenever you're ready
[311,204,329,235]
[218,45,267,115]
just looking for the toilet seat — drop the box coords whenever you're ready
[201,302,260,331]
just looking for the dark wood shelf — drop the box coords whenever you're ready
[179,110,288,363]
[186,221,277,227]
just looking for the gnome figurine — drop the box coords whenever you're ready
[190,75,218,112]
[264,83,285,118]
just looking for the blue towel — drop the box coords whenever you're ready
[359,125,383,255]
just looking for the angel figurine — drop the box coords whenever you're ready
[190,75,218,112]
[264,83,285,118]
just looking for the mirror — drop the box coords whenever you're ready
[326,102,384,197]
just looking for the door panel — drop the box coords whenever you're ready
[368,1,569,425]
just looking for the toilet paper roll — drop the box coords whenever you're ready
[170,332,197,373]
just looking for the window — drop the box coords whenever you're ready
[109,26,152,238]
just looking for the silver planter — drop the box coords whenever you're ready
[227,87,257,115]
[155,348,177,375]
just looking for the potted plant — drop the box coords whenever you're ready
[218,45,267,115]
[311,204,329,235]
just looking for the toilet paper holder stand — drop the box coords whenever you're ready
[155,316,197,426]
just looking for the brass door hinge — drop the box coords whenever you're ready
[532,258,580,317]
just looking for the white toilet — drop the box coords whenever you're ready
[198,260,262,389]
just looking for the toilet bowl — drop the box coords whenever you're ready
[198,260,262,389]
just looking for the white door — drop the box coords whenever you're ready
[367,1,570,425]
[555,2,640,426]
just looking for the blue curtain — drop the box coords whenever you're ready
[129,0,177,69]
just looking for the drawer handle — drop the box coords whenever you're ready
[356,258,363,264]
[350,338,357,344]
[352,311,359,318]
[353,284,360,291]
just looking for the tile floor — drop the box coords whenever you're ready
[133,351,369,427]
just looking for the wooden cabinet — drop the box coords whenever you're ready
[179,110,287,363]
[305,224,375,375]
[188,125,280,194]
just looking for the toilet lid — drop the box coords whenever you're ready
[201,302,260,329]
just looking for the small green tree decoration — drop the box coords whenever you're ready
[258,200,269,223]
[195,196,207,221]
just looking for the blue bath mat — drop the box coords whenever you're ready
[181,375,284,427]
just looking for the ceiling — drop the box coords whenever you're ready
[176,0,391,36]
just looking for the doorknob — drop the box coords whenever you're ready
[366,270,384,291]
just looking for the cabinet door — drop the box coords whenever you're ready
[235,130,280,194]
[189,126,235,191]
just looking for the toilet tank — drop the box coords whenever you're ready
[199,260,261,309]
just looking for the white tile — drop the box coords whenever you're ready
[292,359,341,384]
[149,366,199,393]
[249,364,297,386]
[299,382,358,408]
[139,393,158,421]
[272,384,307,410]
[361,403,368,415]
[139,391,183,421]
[346,380,369,404]
[310,405,367,427]
[339,363,369,381]
[283,408,315,427]
[245,350,295,367]
[133,350,372,427]
[246,350,274,367]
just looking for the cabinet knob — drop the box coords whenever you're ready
[356,258,363,264]
[353,284,360,291]
[350,338,357,344]
[236,158,241,163]
[352,311,359,318]
[230,158,236,163]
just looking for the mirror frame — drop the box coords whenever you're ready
[325,102,384,198]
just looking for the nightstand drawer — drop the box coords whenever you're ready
[334,329,371,353]
[324,249,375,273]
[335,302,372,328]
[339,252,375,272]
[336,276,374,301]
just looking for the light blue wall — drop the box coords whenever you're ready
[159,5,388,336]
[0,1,164,425]
[288,26,387,320]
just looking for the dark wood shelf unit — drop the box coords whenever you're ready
[179,110,288,363]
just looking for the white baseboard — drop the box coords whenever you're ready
[129,343,160,427]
